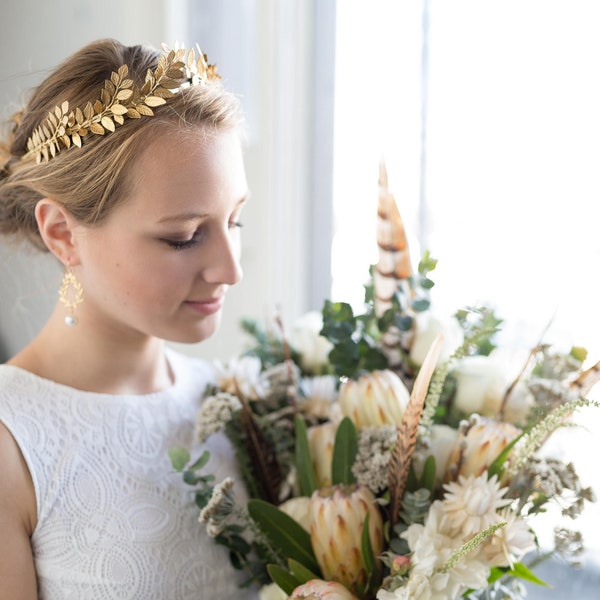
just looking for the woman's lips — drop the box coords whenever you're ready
[184,296,224,315]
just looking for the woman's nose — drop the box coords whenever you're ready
[203,230,243,285]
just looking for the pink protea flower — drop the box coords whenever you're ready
[289,579,360,599]
[308,484,384,595]
[338,369,409,428]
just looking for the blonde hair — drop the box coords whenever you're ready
[0,38,243,251]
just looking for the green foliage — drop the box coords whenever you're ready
[241,317,300,369]
[294,416,318,497]
[360,513,383,597]
[169,446,191,472]
[331,417,359,485]
[455,306,503,356]
[321,299,388,379]
[247,499,321,575]
[267,564,301,595]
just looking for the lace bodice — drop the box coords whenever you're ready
[0,349,257,600]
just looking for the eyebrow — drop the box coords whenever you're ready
[156,194,249,225]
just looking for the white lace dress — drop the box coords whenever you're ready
[0,349,257,600]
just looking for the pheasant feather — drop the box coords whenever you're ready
[387,334,443,527]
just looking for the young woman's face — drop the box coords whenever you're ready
[73,128,248,344]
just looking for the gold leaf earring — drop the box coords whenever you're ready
[59,267,84,326]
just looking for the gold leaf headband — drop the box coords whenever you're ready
[23,44,220,164]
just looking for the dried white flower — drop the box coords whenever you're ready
[195,393,242,443]
[352,426,397,494]
[198,477,235,537]
[440,473,511,539]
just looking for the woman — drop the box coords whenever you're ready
[0,39,255,599]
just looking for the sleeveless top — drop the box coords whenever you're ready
[0,349,257,600]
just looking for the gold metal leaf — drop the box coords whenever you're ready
[110,71,119,86]
[136,105,154,117]
[143,96,167,107]
[118,64,129,79]
[101,116,115,132]
[113,114,124,125]
[83,102,94,120]
[89,122,105,135]
[121,79,134,89]
[93,100,104,114]
[126,108,141,119]
[115,89,133,102]
[75,107,85,124]
[104,80,116,95]
[100,89,110,105]
[72,133,82,148]
[63,135,71,149]
[110,103,129,115]
[154,88,174,99]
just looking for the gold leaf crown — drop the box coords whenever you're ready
[23,44,220,164]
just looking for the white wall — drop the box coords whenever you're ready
[0,0,324,362]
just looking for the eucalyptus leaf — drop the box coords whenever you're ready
[168,446,190,471]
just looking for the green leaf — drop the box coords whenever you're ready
[288,558,319,584]
[411,298,431,312]
[266,564,301,595]
[295,416,318,496]
[331,417,358,485]
[168,446,190,471]
[487,431,526,480]
[419,455,436,491]
[188,450,211,471]
[509,562,550,587]
[361,513,382,596]
[248,499,321,575]
[361,513,375,573]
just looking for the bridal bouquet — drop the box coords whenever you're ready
[170,165,599,600]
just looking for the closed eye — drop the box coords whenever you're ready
[162,229,203,250]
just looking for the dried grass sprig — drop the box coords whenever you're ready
[505,397,600,479]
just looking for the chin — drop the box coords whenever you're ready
[169,314,222,344]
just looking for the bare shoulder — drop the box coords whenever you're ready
[0,421,38,598]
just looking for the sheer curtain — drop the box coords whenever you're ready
[332,0,600,588]
[333,0,600,358]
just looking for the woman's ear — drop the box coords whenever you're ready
[35,198,80,265]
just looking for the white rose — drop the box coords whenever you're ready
[409,312,464,367]
[258,582,288,600]
[288,311,334,374]
[451,355,507,416]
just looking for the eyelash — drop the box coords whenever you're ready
[164,220,243,251]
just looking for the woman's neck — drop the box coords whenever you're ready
[7,304,174,395]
